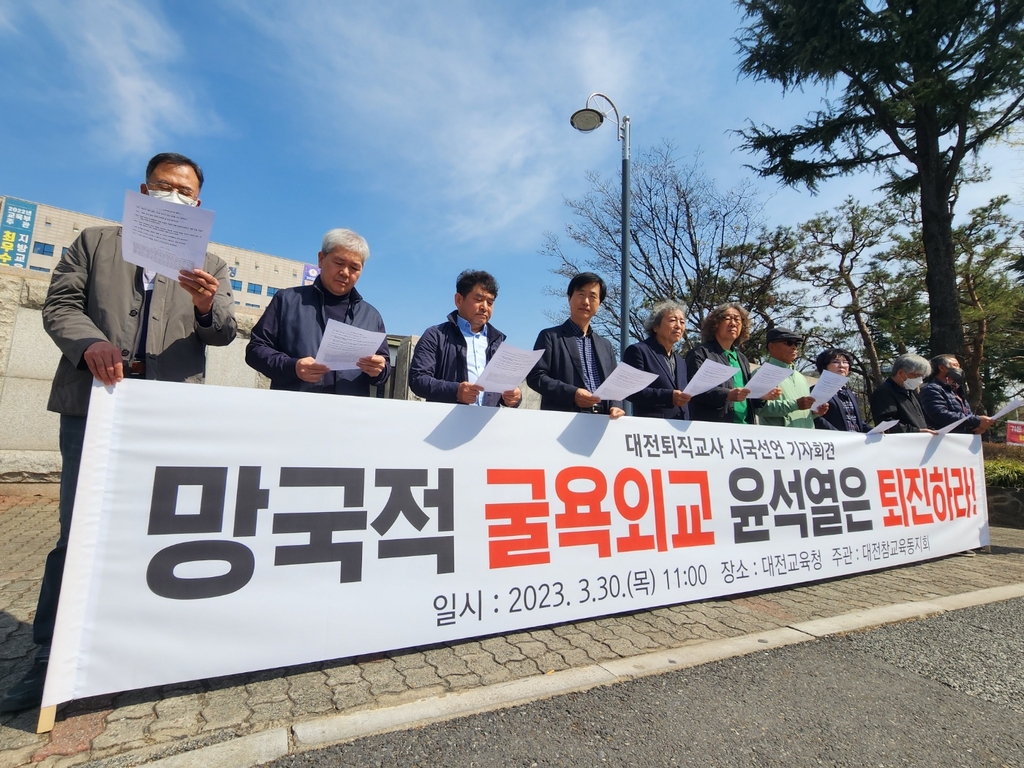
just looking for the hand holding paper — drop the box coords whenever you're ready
[120,191,214,281]
[744,364,794,399]
[313,320,386,371]
[808,370,848,411]
[682,359,737,396]
[472,344,543,393]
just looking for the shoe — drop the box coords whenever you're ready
[0,652,48,714]
[956,549,978,557]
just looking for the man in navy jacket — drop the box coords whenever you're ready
[409,270,521,407]
[920,354,992,434]
[245,229,390,395]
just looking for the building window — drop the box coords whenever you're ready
[29,265,51,273]
[245,302,261,308]
[61,247,69,258]
[32,242,55,256]
[234,301,240,305]
[267,287,279,297]
[247,283,262,295]
[230,279,242,291]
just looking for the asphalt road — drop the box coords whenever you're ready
[266,597,1024,767]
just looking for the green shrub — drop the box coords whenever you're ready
[984,459,1024,488]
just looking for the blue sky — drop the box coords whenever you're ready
[1,0,1021,348]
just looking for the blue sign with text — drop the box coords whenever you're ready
[0,198,37,268]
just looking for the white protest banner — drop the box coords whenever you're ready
[44,380,988,708]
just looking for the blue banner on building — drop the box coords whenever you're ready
[0,198,37,268]
[301,263,319,286]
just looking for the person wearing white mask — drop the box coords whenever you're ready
[869,353,935,434]
[0,153,236,714]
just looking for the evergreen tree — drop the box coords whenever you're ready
[735,0,1024,356]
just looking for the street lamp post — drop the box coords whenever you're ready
[570,93,631,358]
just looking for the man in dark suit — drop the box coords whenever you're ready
[527,272,624,417]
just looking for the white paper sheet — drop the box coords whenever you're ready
[591,363,659,401]
[991,398,1024,421]
[867,419,900,435]
[937,416,970,435]
[808,370,849,411]
[682,359,738,396]
[120,190,215,280]
[472,344,543,393]
[313,319,386,370]
[744,363,795,399]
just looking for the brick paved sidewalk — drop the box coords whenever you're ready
[2,484,1023,768]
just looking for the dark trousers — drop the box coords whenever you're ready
[33,414,87,647]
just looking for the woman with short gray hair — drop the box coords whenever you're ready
[869,353,935,433]
[622,301,692,419]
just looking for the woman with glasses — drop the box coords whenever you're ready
[685,302,777,423]
[812,348,870,432]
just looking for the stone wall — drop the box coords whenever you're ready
[986,487,1024,529]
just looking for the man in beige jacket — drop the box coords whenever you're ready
[0,152,237,714]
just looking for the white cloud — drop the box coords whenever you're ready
[228,1,661,247]
[27,0,214,158]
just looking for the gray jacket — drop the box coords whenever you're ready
[43,225,237,415]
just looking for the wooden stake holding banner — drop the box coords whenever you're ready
[37,705,56,734]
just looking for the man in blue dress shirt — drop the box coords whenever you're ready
[409,269,521,407]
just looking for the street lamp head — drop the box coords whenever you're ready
[570,107,605,133]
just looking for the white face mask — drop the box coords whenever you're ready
[902,376,923,390]
[147,188,197,207]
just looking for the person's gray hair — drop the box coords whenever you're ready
[930,353,958,376]
[321,228,370,263]
[643,300,688,336]
[890,353,931,378]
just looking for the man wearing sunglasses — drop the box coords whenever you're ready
[756,327,828,429]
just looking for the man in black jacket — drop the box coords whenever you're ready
[245,229,390,395]
[869,353,934,434]
[527,272,624,417]
[409,270,521,407]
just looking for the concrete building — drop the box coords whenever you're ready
[1,193,313,313]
